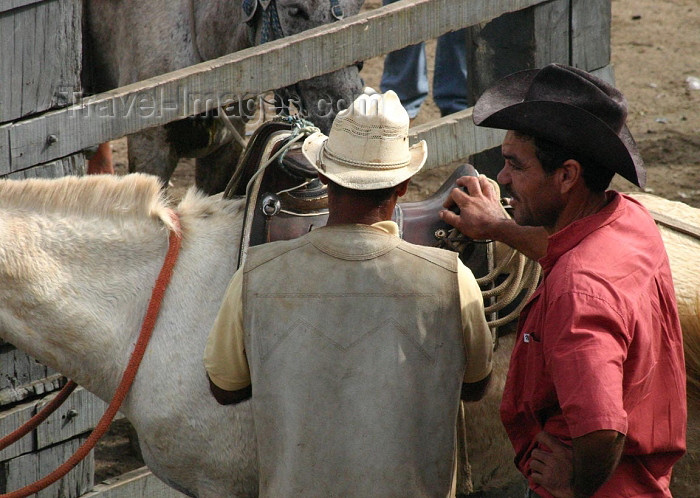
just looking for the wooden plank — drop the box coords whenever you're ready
[3,153,86,179]
[0,0,46,15]
[35,387,109,451]
[0,435,94,497]
[1,387,122,462]
[83,467,188,498]
[465,0,570,105]
[0,0,81,123]
[0,374,64,407]
[0,124,9,174]
[0,401,35,462]
[0,342,64,407]
[5,0,548,170]
[0,345,57,395]
[0,3,24,122]
[591,64,615,86]
[409,108,506,171]
[532,0,570,67]
[571,0,611,71]
[465,0,571,178]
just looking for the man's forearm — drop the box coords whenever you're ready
[571,430,625,497]
[207,375,252,405]
[488,218,548,261]
[461,372,492,402]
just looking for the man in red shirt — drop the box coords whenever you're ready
[440,64,687,497]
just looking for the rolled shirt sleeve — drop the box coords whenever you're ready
[458,261,493,383]
[203,268,251,391]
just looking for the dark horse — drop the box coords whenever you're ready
[83,0,365,193]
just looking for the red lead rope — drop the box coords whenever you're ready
[0,212,182,498]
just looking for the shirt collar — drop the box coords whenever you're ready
[539,191,624,273]
[371,220,400,237]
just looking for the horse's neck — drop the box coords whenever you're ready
[117,193,246,420]
[194,0,249,59]
[0,209,170,400]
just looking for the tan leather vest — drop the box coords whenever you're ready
[243,224,465,497]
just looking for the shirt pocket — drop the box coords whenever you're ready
[519,304,558,425]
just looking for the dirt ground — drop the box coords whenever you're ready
[100,0,700,485]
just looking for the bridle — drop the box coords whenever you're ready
[241,0,347,118]
[242,0,345,45]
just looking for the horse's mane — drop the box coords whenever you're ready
[0,173,175,230]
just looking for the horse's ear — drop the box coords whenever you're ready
[242,0,258,24]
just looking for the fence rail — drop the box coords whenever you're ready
[0,0,551,174]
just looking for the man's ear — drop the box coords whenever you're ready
[395,179,411,197]
[318,173,329,185]
[557,159,582,194]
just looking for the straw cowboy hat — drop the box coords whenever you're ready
[302,90,427,190]
[473,63,646,188]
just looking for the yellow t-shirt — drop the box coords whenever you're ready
[204,221,492,391]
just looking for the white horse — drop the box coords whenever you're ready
[0,175,697,496]
[0,174,253,497]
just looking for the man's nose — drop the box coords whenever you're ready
[496,166,510,185]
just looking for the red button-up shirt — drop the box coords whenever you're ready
[500,192,686,497]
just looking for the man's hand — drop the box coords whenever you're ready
[439,175,507,241]
[439,174,549,260]
[529,431,575,498]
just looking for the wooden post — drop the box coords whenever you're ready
[571,0,611,71]
[464,0,611,178]
[0,0,85,179]
[465,0,570,107]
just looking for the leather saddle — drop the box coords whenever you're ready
[224,119,488,276]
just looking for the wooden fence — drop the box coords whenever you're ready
[0,0,612,495]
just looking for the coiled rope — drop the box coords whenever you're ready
[437,178,541,331]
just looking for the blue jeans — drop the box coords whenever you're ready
[380,0,468,117]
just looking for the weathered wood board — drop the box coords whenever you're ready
[409,108,507,170]
[0,345,59,406]
[0,0,81,123]
[3,0,549,170]
[0,386,109,461]
[35,387,110,451]
[4,154,86,179]
[0,434,94,497]
[571,0,611,71]
[0,401,35,462]
[0,373,64,409]
[465,0,570,104]
[0,125,9,175]
[82,467,188,498]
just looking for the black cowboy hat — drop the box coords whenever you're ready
[473,63,646,187]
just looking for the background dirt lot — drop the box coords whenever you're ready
[102,0,700,485]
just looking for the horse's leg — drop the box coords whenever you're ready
[87,142,115,175]
[127,127,179,186]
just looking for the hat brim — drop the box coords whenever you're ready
[474,70,646,188]
[302,131,427,190]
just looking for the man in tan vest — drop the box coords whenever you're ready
[204,90,493,497]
